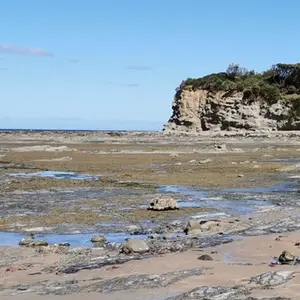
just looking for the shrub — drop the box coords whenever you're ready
[181,63,300,105]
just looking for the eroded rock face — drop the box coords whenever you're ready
[163,87,300,133]
[148,196,179,211]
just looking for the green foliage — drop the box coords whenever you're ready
[182,63,300,105]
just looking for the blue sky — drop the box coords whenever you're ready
[1,0,300,130]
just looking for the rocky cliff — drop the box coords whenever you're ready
[163,64,300,133]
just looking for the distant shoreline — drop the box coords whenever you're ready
[0,128,159,133]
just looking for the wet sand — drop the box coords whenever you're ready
[1,232,300,299]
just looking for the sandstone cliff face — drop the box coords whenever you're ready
[163,86,300,132]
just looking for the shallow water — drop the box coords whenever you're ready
[158,183,296,195]
[157,183,297,216]
[177,198,268,215]
[10,171,100,180]
[0,232,149,247]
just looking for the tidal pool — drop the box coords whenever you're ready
[10,171,100,180]
[157,183,297,216]
[0,232,149,247]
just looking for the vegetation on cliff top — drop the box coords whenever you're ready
[182,63,300,105]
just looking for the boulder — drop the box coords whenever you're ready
[148,196,179,211]
[198,254,213,261]
[184,220,220,234]
[91,235,106,243]
[19,238,48,247]
[19,237,34,246]
[122,239,149,254]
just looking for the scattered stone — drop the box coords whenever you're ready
[199,158,212,164]
[169,153,179,158]
[126,225,140,232]
[91,235,106,243]
[198,254,213,261]
[232,148,244,152]
[188,159,197,164]
[122,239,149,254]
[215,144,227,151]
[148,196,179,211]
[252,165,260,169]
[238,174,244,178]
[58,242,71,247]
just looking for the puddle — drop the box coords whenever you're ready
[10,171,100,180]
[0,232,148,247]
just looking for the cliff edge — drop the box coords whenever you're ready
[163,63,300,133]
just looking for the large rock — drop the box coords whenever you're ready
[90,235,106,243]
[163,86,300,133]
[122,239,149,254]
[184,220,220,234]
[19,238,48,247]
[148,196,179,211]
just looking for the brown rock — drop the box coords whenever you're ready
[198,254,213,261]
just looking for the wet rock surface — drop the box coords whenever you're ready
[248,271,295,286]
[0,268,295,298]
[0,268,204,296]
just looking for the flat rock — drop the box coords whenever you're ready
[249,271,294,286]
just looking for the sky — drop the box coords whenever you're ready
[1,0,300,130]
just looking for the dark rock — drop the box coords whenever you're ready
[198,254,213,261]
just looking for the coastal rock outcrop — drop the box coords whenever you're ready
[163,63,300,133]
